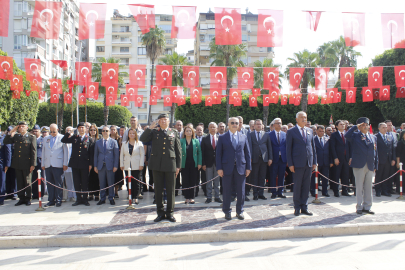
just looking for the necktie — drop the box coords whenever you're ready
[320,137,324,147]
[50,137,55,148]
[103,140,106,153]
[383,134,388,145]
[232,134,237,149]
[277,132,280,144]
[301,128,306,143]
[212,135,216,149]
[341,132,345,144]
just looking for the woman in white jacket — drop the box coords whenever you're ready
[120,128,144,204]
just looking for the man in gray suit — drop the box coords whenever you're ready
[41,124,69,207]
[94,126,119,205]
[248,119,273,200]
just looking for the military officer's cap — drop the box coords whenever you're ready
[32,124,40,130]
[17,121,27,126]
[77,122,85,128]
[158,113,169,119]
[356,117,370,125]
[7,126,13,132]
[41,126,49,132]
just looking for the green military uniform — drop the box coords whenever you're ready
[4,131,37,203]
[140,121,181,217]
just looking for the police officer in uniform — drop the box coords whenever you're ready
[140,114,181,222]
[61,122,94,206]
[4,121,37,206]
[31,125,46,199]
[0,133,12,205]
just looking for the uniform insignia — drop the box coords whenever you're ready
[25,144,28,146]
[46,139,50,143]
[169,134,175,137]
[157,127,161,131]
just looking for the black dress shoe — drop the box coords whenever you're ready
[56,202,62,207]
[97,200,105,205]
[362,209,375,215]
[189,201,195,204]
[376,192,381,197]
[271,194,277,199]
[153,199,156,204]
[205,198,212,204]
[356,210,363,215]
[94,196,99,202]
[277,194,286,199]
[342,191,351,197]
[167,215,176,222]
[390,190,397,194]
[154,215,165,222]
[225,213,232,220]
[323,193,330,197]
[25,201,31,206]
[72,201,81,206]
[301,209,313,216]
[382,191,392,197]
[258,195,268,200]
[236,213,244,220]
[334,192,340,197]
[110,200,115,205]
[45,202,55,207]
[15,200,25,206]
[214,198,223,203]
[253,196,259,200]
[245,196,250,201]
[0,202,4,205]
[84,202,90,206]
[294,209,300,216]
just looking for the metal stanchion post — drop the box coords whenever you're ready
[126,168,135,209]
[312,165,321,204]
[35,170,45,211]
[397,163,404,200]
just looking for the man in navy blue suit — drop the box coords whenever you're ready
[330,120,352,197]
[286,111,317,216]
[269,118,287,199]
[217,117,251,220]
[311,125,333,197]
[374,122,396,197]
[345,117,378,215]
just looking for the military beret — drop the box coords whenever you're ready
[41,126,49,132]
[77,122,85,128]
[32,124,40,130]
[158,113,169,119]
[356,117,370,125]
[17,121,27,126]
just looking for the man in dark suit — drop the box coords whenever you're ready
[217,117,251,220]
[248,119,272,200]
[330,120,352,197]
[269,118,287,199]
[385,120,398,194]
[195,125,207,197]
[345,117,378,215]
[286,112,317,216]
[140,114,181,222]
[375,122,396,197]
[311,125,333,197]
[61,122,94,206]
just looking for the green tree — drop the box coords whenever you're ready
[159,51,192,123]
[209,37,247,121]
[91,57,128,125]
[141,26,166,124]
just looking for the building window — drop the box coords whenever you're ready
[208,34,215,40]
[259,56,266,62]
[140,102,147,109]
[200,24,207,30]
[242,25,247,31]
[120,26,130,32]
[166,39,172,44]
[138,114,147,120]
[242,35,247,41]
[138,58,147,64]
[14,2,22,16]
[120,47,129,53]
[14,35,27,49]
[164,49,172,55]
[121,37,130,42]
[138,36,142,43]
[158,25,171,33]
[248,57,251,63]
[206,15,214,20]
[163,106,171,111]
[66,44,69,50]
[208,24,215,29]
[259,47,265,52]
[59,52,63,59]
[247,16,258,21]
[138,47,146,55]
[96,46,105,52]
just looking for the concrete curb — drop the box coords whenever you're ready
[1,222,405,248]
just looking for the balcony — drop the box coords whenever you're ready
[112,52,131,57]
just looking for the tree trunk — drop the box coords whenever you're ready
[148,59,155,124]
[58,95,64,130]
[170,103,176,124]
[226,72,232,123]
[263,105,269,129]
[301,72,309,113]
[103,95,109,126]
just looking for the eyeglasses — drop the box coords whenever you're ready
[230,122,239,125]
[90,129,96,131]
[49,131,57,134]
[102,130,109,132]
[274,123,281,125]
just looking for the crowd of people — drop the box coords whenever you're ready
[0,114,404,221]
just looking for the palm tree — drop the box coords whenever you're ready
[92,57,128,125]
[209,37,247,121]
[159,51,192,123]
[286,50,318,112]
[253,58,283,127]
[141,27,166,124]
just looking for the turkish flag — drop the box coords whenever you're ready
[0,56,13,80]
[229,88,241,97]
[31,1,62,40]
[294,94,302,106]
[0,0,9,37]
[237,67,254,89]
[128,4,155,34]
[101,63,119,87]
[308,91,318,105]
[177,95,186,106]
[305,11,323,31]
[212,95,222,105]
[75,62,92,86]
[263,94,271,106]
[191,95,201,105]
[249,95,258,107]
[289,68,305,90]
[373,89,380,100]
[229,94,242,105]
[87,82,99,99]
[183,66,199,88]
[121,95,130,107]
[49,79,62,94]
[78,93,86,105]
[30,78,42,92]
[149,95,158,105]
[151,85,162,98]
[258,9,283,47]
[156,65,172,88]
[381,13,405,49]
[172,6,196,39]
[215,8,241,45]
[105,84,118,96]
[252,88,261,96]
[50,93,59,103]
[79,3,107,40]
[163,95,173,107]
[396,86,405,98]
[280,94,288,105]
[327,88,338,103]
[129,64,146,87]
[263,67,279,90]
[12,91,20,99]
[362,87,373,102]
[126,85,138,96]
[11,75,23,91]
[394,66,405,88]
[346,87,357,103]
[269,89,279,103]
[210,67,227,90]
[24,58,41,81]
[340,67,355,89]
[106,95,116,106]
[315,68,329,90]
[380,86,390,101]
[205,96,213,107]
[64,92,73,104]
[321,94,329,104]
[170,86,183,102]
[190,87,202,98]
[232,96,242,107]
[335,91,342,103]
[51,60,68,70]
[342,12,366,47]
[368,67,383,88]
[289,92,297,104]
[134,95,144,107]
[38,91,46,100]
[25,90,31,97]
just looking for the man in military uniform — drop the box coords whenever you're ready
[140,113,181,222]
[31,125,46,199]
[4,121,37,206]
[0,133,12,205]
[61,122,94,206]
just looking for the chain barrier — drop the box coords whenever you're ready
[318,171,399,188]
[0,179,38,197]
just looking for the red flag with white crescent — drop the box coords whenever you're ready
[12,91,20,99]
[308,91,318,105]
[269,89,279,104]
[289,68,305,90]
[156,65,172,88]
[263,94,271,106]
[172,6,196,39]
[25,90,31,97]
[163,95,173,107]
[229,93,242,105]
[0,56,13,80]
[38,91,46,101]
[64,92,73,104]
[129,64,146,87]
[229,88,241,97]
[205,96,213,107]
[315,68,329,90]
[362,87,373,102]
[327,88,338,104]
[105,84,118,96]
[237,67,254,89]
[11,75,23,91]
[31,1,62,40]
[151,85,162,98]
[183,66,199,88]
[232,96,242,107]
[380,86,390,101]
[346,87,357,103]
[51,60,68,70]
[78,93,86,105]
[50,93,59,103]
[0,0,10,37]
[87,82,99,99]
[127,4,155,34]
[373,89,380,100]
[177,95,186,106]
[215,8,241,45]
[294,94,302,106]
[340,67,355,89]
[24,58,41,81]
[79,3,107,40]
[280,94,288,105]
[289,92,297,104]
[75,62,92,86]
[381,13,405,49]
[368,67,383,88]
[120,95,130,107]
[249,95,257,107]
[335,91,342,103]
[342,12,366,47]
[101,63,119,87]
[305,11,323,31]
[258,9,283,47]
[134,95,144,108]
[49,78,62,94]
[252,88,261,96]
[394,66,405,88]
[190,87,202,98]
[263,67,279,90]
[321,94,329,104]
[212,95,222,105]
[106,95,116,106]
[126,85,138,96]
[30,77,42,92]
[396,86,405,98]
[210,66,227,90]
[191,95,201,105]
[149,95,158,105]
[170,86,183,102]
